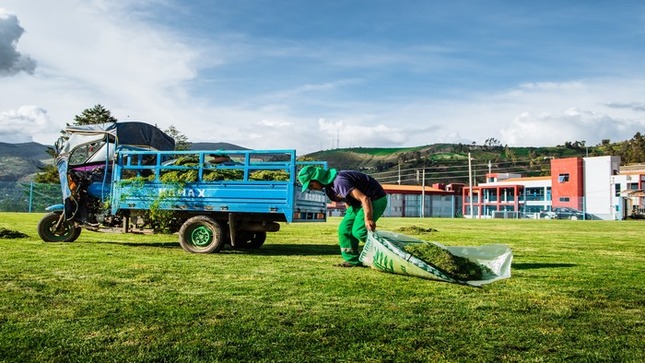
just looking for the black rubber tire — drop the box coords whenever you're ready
[233,231,267,249]
[37,212,81,242]
[178,215,224,253]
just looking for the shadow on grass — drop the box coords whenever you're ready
[77,241,180,248]
[512,262,576,270]
[240,244,339,256]
[76,241,339,256]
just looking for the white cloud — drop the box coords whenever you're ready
[499,107,639,146]
[495,80,645,146]
[259,119,292,128]
[0,105,53,142]
[317,118,408,148]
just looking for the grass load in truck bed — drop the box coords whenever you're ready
[142,155,290,183]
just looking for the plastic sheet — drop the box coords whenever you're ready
[359,230,513,286]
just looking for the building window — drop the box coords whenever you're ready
[525,187,545,201]
[559,197,570,202]
[558,173,570,182]
[615,183,621,197]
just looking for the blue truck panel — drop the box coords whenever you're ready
[111,149,327,223]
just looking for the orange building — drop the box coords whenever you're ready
[550,157,584,210]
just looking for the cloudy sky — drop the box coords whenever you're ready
[1,1,644,154]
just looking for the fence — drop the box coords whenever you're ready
[0,182,61,213]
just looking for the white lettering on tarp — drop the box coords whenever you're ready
[158,188,206,198]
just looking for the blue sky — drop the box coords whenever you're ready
[1,1,644,154]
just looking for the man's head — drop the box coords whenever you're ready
[298,165,337,192]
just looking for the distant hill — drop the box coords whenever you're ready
[190,142,249,151]
[0,141,249,182]
[0,142,52,182]
[303,144,598,185]
[0,142,51,161]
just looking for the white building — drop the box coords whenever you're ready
[584,156,621,220]
[464,155,644,220]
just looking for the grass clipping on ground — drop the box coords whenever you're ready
[403,242,493,281]
[0,227,28,239]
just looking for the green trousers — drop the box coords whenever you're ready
[338,196,388,265]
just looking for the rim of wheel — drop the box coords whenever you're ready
[190,225,213,247]
[49,220,72,238]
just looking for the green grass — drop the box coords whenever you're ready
[1,213,643,362]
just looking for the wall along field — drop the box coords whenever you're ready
[0,212,643,362]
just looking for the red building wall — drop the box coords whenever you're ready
[550,157,584,209]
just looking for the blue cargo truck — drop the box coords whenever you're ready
[38,121,328,253]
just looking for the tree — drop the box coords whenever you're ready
[484,138,502,151]
[504,145,517,166]
[625,132,645,163]
[72,104,117,125]
[33,147,59,183]
[164,125,191,151]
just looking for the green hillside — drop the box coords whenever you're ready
[304,143,611,185]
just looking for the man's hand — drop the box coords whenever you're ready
[350,188,376,231]
[365,218,376,231]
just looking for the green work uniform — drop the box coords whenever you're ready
[338,196,388,265]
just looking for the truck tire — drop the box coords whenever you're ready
[179,215,224,253]
[37,212,81,242]
[234,231,267,249]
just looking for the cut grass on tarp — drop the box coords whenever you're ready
[403,242,494,280]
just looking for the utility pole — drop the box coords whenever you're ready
[421,168,426,218]
[397,160,401,185]
[468,152,474,219]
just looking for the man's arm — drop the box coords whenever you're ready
[349,188,376,231]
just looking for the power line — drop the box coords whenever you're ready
[369,157,553,185]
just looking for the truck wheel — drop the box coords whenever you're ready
[179,216,224,253]
[37,212,81,242]
[234,231,267,249]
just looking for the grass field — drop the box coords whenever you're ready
[1,212,643,362]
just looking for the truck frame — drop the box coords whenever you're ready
[38,121,328,253]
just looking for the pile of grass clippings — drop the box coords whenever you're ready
[397,226,438,234]
[0,227,28,239]
[403,242,492,280]
[152,156,289,183]
[248,170,290,181]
